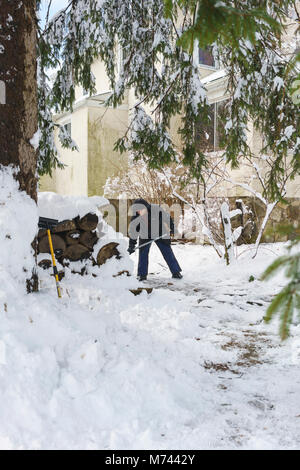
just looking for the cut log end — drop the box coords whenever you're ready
[65,244,91,262]
[65,229,82,245]
[96,242,120,266]
[52,219,77,233]
[80,231,98,250]
[77,213,99,232]
[38,234,66,258]
[38,259,52,270]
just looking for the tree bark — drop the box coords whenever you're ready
[252,201,278,259]
[0,0,38,201]
[220,202,235,265]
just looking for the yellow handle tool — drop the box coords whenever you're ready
[47,229,62,298]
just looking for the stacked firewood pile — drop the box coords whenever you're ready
[37,212,120,269]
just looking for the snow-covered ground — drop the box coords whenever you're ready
[0,171,299,450]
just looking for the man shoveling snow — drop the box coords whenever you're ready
[127,198,183,281]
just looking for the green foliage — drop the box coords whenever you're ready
[164,0,299,200]
[165,0,281,52]
[164,0,175,19]
[36,0,299,200]
[261,239,300,340]
[37,1,99,175]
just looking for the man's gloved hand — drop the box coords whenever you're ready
[127,246,135,255]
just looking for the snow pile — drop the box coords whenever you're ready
[38,191,108,220]
[0,166,38,295]
[0,178,299,450]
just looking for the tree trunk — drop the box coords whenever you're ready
[220,202,235,265]
[0,1,38,292]
[0,0,38,201]
[252,201,278,259]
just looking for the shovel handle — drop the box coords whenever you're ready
[47,230,62,298]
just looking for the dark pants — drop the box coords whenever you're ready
[138,239,182,277]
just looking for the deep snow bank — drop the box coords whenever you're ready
[1,171,299,450]
[0,173,138,450]
[0,166,38,296]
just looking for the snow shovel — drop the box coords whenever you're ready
[38,217,62,298]
[134,233,169,252]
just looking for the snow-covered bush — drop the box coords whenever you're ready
[104,155,188,204]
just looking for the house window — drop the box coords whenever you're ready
[118,45,124,71]
[118,44,128,72]
[63,122,71,135]
[198,47,215,67]
[195,100,227,153]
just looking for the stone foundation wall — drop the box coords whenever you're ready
[228,197,300,244]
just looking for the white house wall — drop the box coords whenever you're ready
[40,106,89,195]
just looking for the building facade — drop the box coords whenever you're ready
[40,15,299,204]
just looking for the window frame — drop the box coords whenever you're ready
[195,98,228,154]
